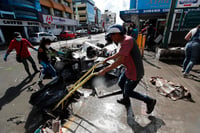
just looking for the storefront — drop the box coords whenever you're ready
[120,0,171,28]
[0,19,40,45]
[120,0,200,46]
[41,14,78,36]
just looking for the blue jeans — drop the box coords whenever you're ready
[183,41,200,74]
[118,72,152,103]
[40,61,56,77]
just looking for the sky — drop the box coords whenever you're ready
[93,0,130,24]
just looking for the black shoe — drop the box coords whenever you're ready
[146,99,156,114]
[27,72,32,77]
[38,80,42,85]
[34,69,40,73]
[117,98,130,105]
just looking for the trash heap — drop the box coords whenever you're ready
[28,41,123,133]
[150,76,192,101]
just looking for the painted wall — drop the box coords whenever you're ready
[130,0,136,9]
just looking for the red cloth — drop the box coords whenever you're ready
[7,38,33,58]
[119,35,137,80]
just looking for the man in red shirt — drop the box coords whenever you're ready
[4,32,39,76]
[98,24,156,114]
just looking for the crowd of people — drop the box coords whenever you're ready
[122,21,200,78]
[123,20,159,51]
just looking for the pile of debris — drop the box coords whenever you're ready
[150,76,192,101]
[28,41,123,133]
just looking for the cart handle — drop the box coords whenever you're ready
[53,62,103,110]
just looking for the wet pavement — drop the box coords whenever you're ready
[0,34,200,133]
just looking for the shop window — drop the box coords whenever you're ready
[76,2,82,5]
[65,12,71,19]
[56,25,64,29]
[78,7,86,10]
[54,9,62,17]
[42,6,50,15]
[54,0,60,3]
[63,0,70,7]
[15,9,37,20]
[80,15,86,17]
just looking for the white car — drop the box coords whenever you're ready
[29,32,57,44]
[75,29,88,37]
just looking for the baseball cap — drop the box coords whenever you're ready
[14,32,22,38]
[105,24,125,37]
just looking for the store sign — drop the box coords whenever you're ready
[0,19,40,26]
[121,8,170,15]
[46,15,53,24]
[137,0,171,10]
[176,0,200,8]
[2,20,23,26]
[42,15,78,26]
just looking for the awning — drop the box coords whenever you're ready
[120,9,169,22]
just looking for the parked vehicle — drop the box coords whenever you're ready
[90,28,99,34]
[75,29,88,37]
[59,31,77,40]
[29,32,57,44]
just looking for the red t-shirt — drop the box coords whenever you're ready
[7,38,33,58]
[118,35,144,81]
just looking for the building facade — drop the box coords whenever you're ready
[94,6,102,28]
[0,0,78,45]
[101,10,116,31]
[0,0,41,45]
[40,0,78,36]
[73,0,95,30]
[120,0,200,46]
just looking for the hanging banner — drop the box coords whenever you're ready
[176,0,200,8]
[42,15,78,26]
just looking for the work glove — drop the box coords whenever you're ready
[40,61,48,68]
[3,53,8,62]
[33,48,38,51]
[57,51,64,55]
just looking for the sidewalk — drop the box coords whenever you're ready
[61,50,200,133]
[0,45,8,51]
